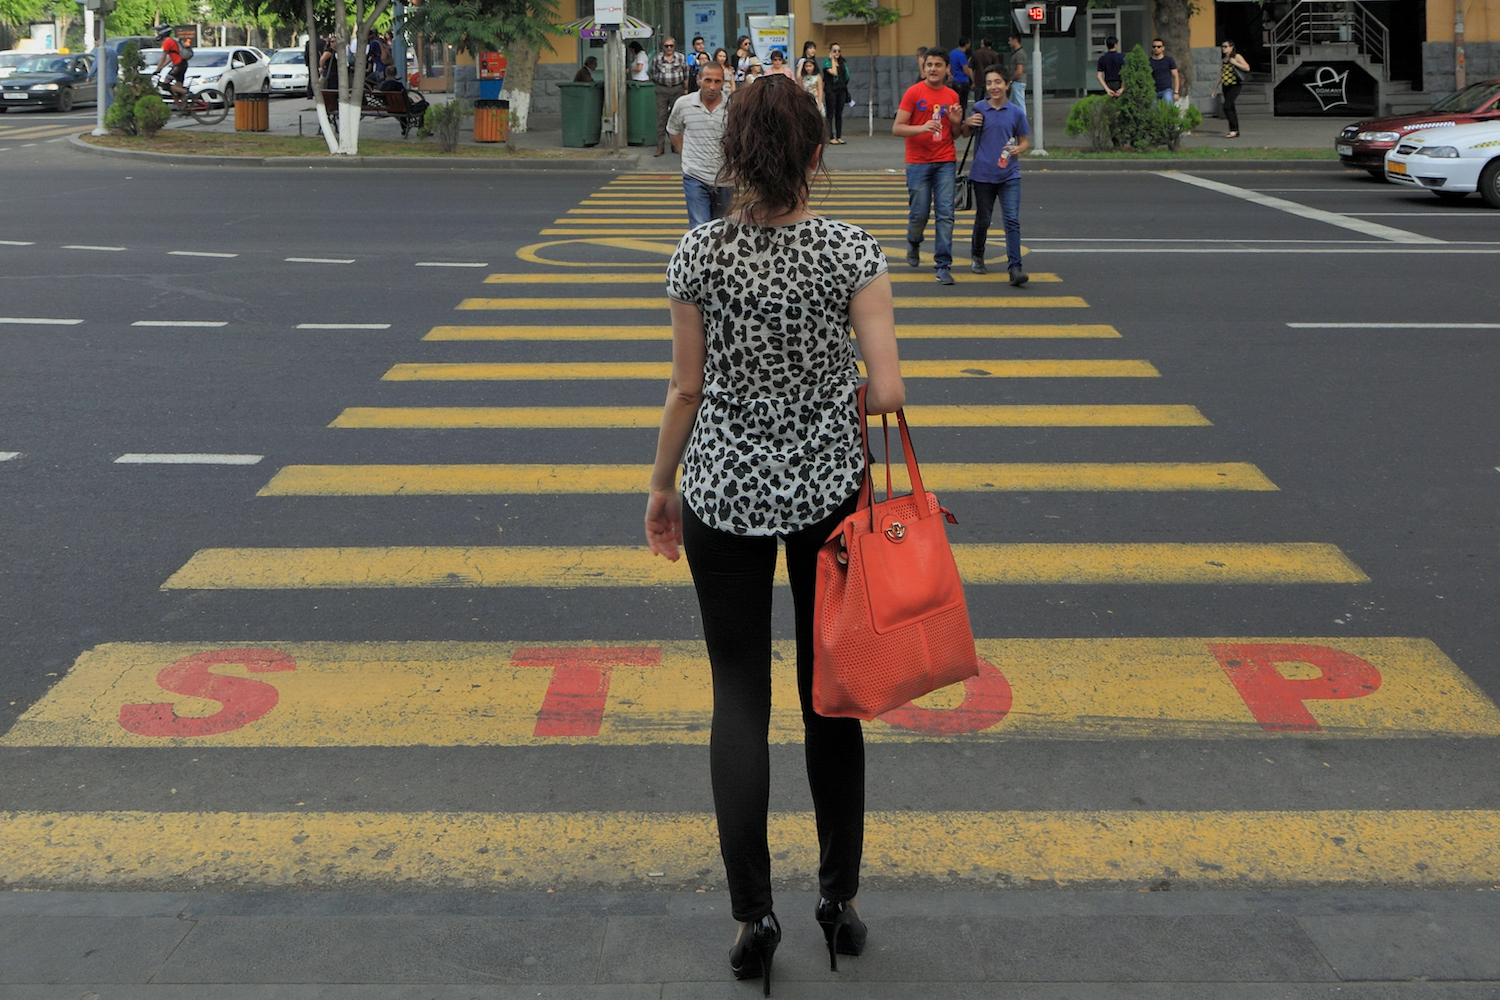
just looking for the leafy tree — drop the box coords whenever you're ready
[1154,0,1195,96]
[105,0,194,38]
[403,0,558,133]
[1112,44,1157,148]
[0,0,47,34]
[823,0,902,137]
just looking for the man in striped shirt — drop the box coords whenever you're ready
[667,61,733,228]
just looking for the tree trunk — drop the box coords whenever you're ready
[1154,0,1194,95]
[505,36,541,133]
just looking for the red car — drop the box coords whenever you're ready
[1336,79,1500,174]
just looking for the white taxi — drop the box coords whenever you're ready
[1384,120,1500,207]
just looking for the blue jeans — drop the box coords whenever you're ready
[1010,81,1026,112]
[1158,88,1175,103]
[684,175,735,229]
[905,160,955,269]
[971,178,1022,270]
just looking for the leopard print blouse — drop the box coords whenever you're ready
[665,217,889,535]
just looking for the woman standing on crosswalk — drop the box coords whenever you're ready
[645,74,905,995]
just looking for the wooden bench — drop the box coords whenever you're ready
[320,88,426,137]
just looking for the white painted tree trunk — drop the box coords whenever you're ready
[507,90,531,133]
[315,102,341,154]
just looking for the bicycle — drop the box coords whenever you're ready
[152,76,228,125]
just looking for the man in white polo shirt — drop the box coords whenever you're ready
[666,61,733,229]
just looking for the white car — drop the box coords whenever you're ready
[0,50,58,80]
[1384,120,1500,207]
[180,46,270,105]
[267,47,309,93]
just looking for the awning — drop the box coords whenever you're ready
[556,15,653,40]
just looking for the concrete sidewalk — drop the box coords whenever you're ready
[4,888,1499,996]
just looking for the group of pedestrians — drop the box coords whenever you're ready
[896,47,1030,286]
[646,37,858,156]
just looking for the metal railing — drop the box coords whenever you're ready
[1269,1,1389,86]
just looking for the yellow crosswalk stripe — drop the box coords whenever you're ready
[327,404,1210,429]
[542,228,992,237]
[0,124,85,139]
[380,360,1158,381]
[6,808,1496,888]
[456,296,1089,310]
[160,542,1365,590]
[257,462,1276,496]
[424,324,1118,340]
[7,637,1487,747]
[480,271,1062,284]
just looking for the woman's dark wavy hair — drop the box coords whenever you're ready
[717,74,828,231]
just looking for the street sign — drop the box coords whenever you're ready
[594,0,625,26]
[1011,4,1077,37]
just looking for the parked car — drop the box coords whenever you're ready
[1337,80,1500,175]
[0,53,96,111]
[181,46,270,105]
[267,47,309,94]
[1384,120,1500,207]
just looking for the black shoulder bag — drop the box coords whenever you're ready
[954,128,976,213]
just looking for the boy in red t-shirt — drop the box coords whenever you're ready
[893,48,964,283]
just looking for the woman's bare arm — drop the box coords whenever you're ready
[849,272,905,414]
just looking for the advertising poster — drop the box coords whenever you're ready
[1273,61,1377,116]
[748,14,795,66]
[683,1,725,56]
[738,0,775,41]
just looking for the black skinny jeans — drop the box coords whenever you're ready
[825,88,846,138]
[1221,83,1241,132]
[681,493,865,922]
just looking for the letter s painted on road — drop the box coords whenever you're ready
[118,648,296,738]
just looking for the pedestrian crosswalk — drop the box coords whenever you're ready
[9,170,1497,892]
[0,122,85,140]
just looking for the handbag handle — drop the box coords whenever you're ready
[851,385,932,529]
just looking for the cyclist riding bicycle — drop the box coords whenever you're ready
[153,24,190,102]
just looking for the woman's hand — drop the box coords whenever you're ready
[645,488,684,561]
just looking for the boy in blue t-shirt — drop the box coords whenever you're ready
[960,67,1031,285]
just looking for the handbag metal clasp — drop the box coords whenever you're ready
[884,521,906,542]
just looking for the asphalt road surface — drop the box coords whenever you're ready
[2,131,1499,899]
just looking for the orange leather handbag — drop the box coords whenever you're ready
[812,386,979,720]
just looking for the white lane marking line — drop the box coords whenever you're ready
[1347,212,1496,218]
[0,240,35,246]
[1038,247,1500,255]
[21,143,36,148]
[1024,238,1394,244]
[131,320,229,328]
[0,316,84,325]
[114,454,264,465]
[62,245,128,252]
[296,323,392,329]
[1288,322,1500,329]
[1160,172,1447,245]
[169,250,240,258]
[286,257,356,264]
[0,452,20,462]
[416,261,489,268]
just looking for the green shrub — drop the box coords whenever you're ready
[107,42,154,136]
[1153,100,1203,151]
[135,95,170,136]
[420,99,469,153]
[1064,95,1116,152]
[1112,45,1158,149]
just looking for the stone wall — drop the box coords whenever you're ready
[1423,41,1500,99]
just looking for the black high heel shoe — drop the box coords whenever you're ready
[729,912,782,996]
[815,897,867,971]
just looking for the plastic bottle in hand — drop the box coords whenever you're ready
[931,105,944,141]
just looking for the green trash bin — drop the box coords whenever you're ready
[626,80,656,146]
[559,81,604,147]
